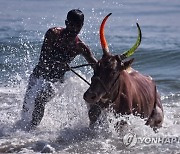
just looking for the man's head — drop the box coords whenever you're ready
[65,9,84,36]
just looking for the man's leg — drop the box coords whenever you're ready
[30,95,46,127]
[31,84,55,127]
[21,75,54,129]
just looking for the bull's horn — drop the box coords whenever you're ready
[120,23,142,60]
[100,13,112,56]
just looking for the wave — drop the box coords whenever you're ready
[0,73,179,153]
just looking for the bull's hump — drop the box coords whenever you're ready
[125,67,135,74]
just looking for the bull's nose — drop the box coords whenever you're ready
[89,93,97,100]
[83,91,97,103]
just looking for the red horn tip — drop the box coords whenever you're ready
[100,13,112,54]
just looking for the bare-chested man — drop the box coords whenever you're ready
[20,9,97,129]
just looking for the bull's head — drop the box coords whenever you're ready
[83,13,142,104]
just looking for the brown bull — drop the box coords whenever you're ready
[83,13,164,130]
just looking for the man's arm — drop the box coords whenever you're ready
[78,42,98,65]
[39,28,55,66]
[38,28,67,70]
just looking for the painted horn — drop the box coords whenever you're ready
[120,23,142,60]
[100,13,112,56]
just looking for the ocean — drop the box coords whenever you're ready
[0,0,180,153]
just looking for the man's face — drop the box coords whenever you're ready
[66,19,83,37]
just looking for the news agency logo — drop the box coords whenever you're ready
[123,133,137,147]
[123,132,180,147]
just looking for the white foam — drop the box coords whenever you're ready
[0,73,180,153]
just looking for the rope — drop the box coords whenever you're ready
[66,63,91,85]
[71,63,95,69]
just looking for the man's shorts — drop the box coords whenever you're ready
[20,74,55,126]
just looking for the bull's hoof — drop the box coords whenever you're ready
[145,120,161,133]
[153,127,159,133]
[89,122,96,130]
[119,120,128,125]
[114,120,128,132]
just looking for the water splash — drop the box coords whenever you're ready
[0,72,179,153]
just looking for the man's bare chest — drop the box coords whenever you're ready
[55,38,79,51]
[52,40,79,62]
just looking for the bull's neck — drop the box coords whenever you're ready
[119,70,131,91]
[107,73,121,103]
[103,70,130,106]
[106,70,130,112]
[111,70,130,103]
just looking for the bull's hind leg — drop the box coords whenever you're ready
[145,103,164,131]
[145,86,164,132]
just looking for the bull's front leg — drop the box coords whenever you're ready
[88,104,101,129]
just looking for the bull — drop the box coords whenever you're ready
[83,13,164,130]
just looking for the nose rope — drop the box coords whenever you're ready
[66,63,120,104]
[66,62,114,94]
[93,77,110,94]
[91,73,120,109]
[93,73,120,99]
[70,63,96,69]
[69,67,91,86]
[99,74,120,105]
[67,62,110,94]
[66,63,94,86]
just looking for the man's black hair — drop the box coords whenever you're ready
[67,9,84,24]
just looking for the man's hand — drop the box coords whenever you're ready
[78,42,98,66]
[65,63,71,71]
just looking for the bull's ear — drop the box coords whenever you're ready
[123,58,134,70]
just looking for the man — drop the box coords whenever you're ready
[20,9,97,129]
